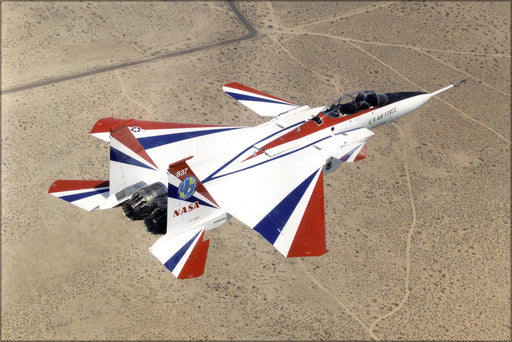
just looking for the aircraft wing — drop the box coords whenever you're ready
[204,127,374,257]
[222,82,301,117]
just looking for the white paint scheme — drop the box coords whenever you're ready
[271,105,317,127]
[51,80,465,278]
[272,169,322,256]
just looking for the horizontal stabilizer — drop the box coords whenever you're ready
[222,82,300,117]
[149,227,210,279]
[48,180,119,211]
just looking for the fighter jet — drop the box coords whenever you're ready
[49,80,466,279]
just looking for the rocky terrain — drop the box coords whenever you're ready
[2,2,510,340]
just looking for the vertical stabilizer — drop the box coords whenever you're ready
[166,156,228,235]
[109,125,161,201]
[148,156,228,278]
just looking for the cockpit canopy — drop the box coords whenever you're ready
[321,90,390,118]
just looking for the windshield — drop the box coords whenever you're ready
[321,90,389,118]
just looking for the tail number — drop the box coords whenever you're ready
[176,168,188,178]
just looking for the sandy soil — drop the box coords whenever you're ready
[2,1,510,340]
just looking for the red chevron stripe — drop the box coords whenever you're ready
[223,82,296,104]
[354,144,367,161]
[168,158,219,207]
[177,230,210,279]
[110,125,158,169]
[287,170,326,257]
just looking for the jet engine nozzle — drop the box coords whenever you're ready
[144,207,167,234]
[122,182,167,221]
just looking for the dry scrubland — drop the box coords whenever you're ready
[2,1,510,340]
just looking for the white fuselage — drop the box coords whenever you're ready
[251,92,433,160]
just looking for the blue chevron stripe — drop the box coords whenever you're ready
[163,230,201,272]
[340,144,361,162]
[202,121,304,183]
[225,92,292,105]
[253,170,317,245]
[138,127,241,150]
[167,182,217,209]
[110,147,155,170]
[60,187,109,203]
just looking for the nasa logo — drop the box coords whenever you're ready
[173,201,200,217]
[178,176,197,200]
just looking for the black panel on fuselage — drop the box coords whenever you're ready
[385,91,427,104]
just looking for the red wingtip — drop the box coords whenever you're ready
[49,180,109,193]
[90,118,134,134]
[354,144,367,162]
[178,231,210,279]
[287,171,327,257]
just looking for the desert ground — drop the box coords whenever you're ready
[1,1,510,340]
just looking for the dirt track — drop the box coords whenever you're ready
[2,2,510,340]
